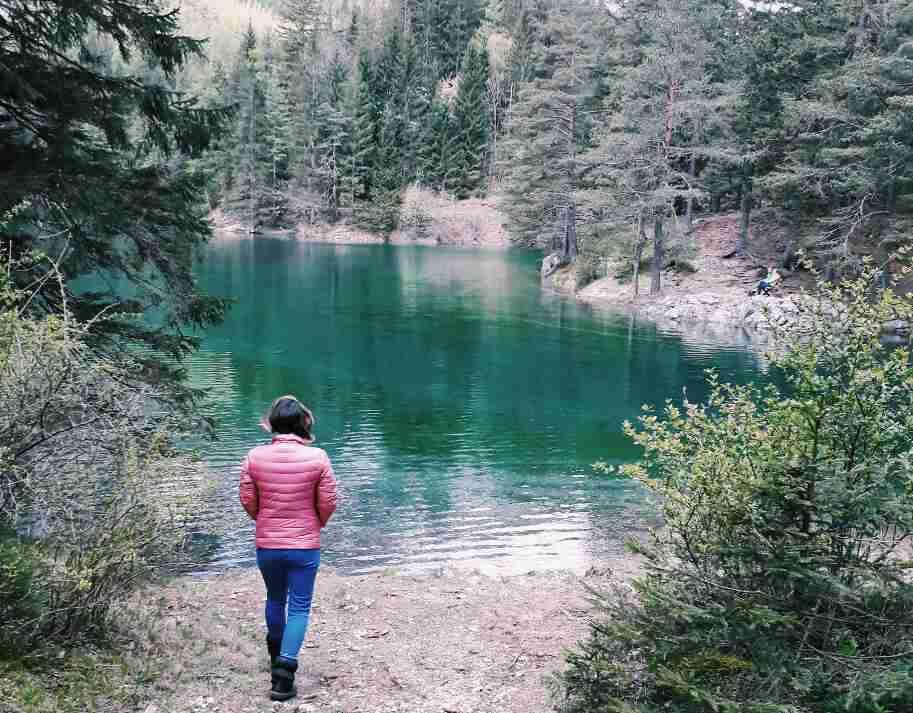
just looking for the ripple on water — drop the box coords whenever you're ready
[179,242,766,575]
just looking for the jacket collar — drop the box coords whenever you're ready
[271,433,312,446]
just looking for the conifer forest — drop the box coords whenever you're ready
[180,0,913,291]
[3,2,913,712]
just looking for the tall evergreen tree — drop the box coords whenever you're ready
[400,37,432,183]
[755,0,913,275]
[418,100,455,191]
[0,0,229,366]
[258,31,289,226]
[437,0,484,78]
[586,0,738,293]
[347,52,380,215]
[314,50,352,222]
[226,24,270,233]
[502,0,606,263]
[450,41,491,197]
[370,104,406,233]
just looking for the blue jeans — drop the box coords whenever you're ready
[256,548,321,662]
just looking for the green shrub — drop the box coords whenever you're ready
[576,253,605,289]
[556,261,913,713]
[0,530,43,655]
[353,191,402,235]
[667,257,697,273]
[613,256,653,284]
[0,289,209,650]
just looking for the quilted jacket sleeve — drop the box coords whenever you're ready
[239,455,259,520]
[316,454,338,527]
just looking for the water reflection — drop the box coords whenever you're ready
[186,239,765,574]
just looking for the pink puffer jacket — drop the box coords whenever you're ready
[239,434,338,549]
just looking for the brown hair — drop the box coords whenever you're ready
[261,395,315,442]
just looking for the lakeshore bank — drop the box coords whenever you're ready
[551,213,807,338]
[213,202,806,335]
[210,190,512,251]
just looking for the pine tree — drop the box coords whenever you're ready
[755,0,913,275]
[347,52,380,215]
[409,0,440,78]
[226,24,270,234]
[585,0,738,293]
[277,0,325,59]
[0,0,230,364]
[432,0,484,79]
[318,104,352,223]
[418,100,455,191]
[275,0,328,219]
[376,25,405,106]
[374,26,407,185]
[450,41,491,197]
[400,37,432,183]
[502,0,606,262]
[315,50,352,223]
[370,104,405,233]
[259,31,290,226]
[197,60,236,208]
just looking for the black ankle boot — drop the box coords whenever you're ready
[266,636,281,668]
[270,657,298,702]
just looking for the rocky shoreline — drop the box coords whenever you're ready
[550,260,802,339]
[589,288,802,335]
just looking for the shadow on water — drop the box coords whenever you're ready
[183,238,767,575]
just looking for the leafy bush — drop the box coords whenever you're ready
[0,530,42,652]
[555,262,913,712]
[576,253,606,289]
[666,257,697,274]
[399,186,434,236]
[0,272,209,651]
[612,256,653,284]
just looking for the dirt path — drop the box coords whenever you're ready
[140,565,631,713]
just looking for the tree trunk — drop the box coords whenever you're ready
[685,153,697,232]
[651,216,664,295]
[562,100,578,263]
[559,203,577,264]
[633,210,647,297]
[737,171,752,255]
[248,81,256,237]
[782,239,796,270]
[491,96,497,189]
[330,143,338,223]
[855,4,867,53]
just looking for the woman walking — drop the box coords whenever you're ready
[239,396,338,701]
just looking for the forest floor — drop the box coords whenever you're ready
[132,562,636,713]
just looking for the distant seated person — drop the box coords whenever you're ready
[756,267,782,296]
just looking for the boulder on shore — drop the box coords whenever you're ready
[541,252,566,280]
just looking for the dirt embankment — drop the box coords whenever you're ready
[211,189,511,250]
[566,214,808,334]
[138,564,632,713]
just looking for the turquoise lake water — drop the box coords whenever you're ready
[186,239,764,574]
